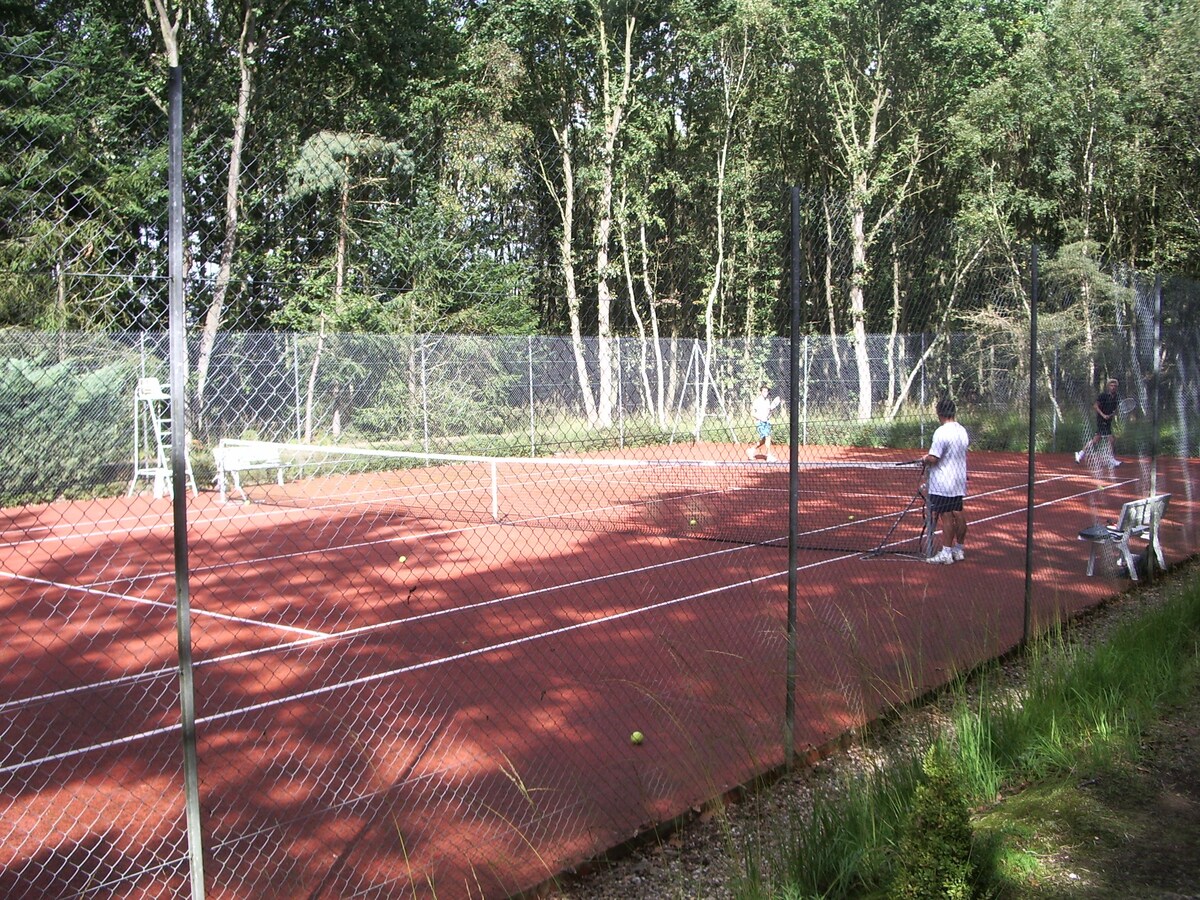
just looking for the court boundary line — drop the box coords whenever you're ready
[0,570,332,640]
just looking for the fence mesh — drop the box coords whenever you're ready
[3,32,1200,900]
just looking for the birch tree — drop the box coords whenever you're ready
[820,12,923,422]
[592,7,637,428]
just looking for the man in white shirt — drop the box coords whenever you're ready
[746,384,782,461]
[923,397,969,565]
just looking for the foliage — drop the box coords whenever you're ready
[3,0,1200,428]
[0,351,137,504]
[889,743,977,899]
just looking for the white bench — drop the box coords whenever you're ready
[1078,493,1170,581]
[213,441,285,502]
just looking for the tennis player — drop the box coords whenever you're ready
[924,397,969,565]
[746,384,782,461]
[1075,377,1122,466]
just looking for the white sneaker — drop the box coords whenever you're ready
[746,447,756,460]
[1112,459,1122,467]
[766,454,778,463]
[926,548,954,565]
[1074,450,1084,463]
[951,546,965,562]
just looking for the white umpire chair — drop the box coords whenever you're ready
[127,376,198,499]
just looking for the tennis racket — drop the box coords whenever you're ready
[865,463,929,559]
[1118,397,1138,416]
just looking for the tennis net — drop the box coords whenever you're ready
[214,440,930,556]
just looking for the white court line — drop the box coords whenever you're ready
[0,571,331,642]
[0,535,771,714]
[1,472,1130,772]
[0,548,821,776]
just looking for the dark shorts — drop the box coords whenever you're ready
[1096,417,1113,436]
[929,493,964,515]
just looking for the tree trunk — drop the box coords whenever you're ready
[697,31,748,437]
[548,123,597,426]
[195,3,256,428]
[304,315,325,442]
[886,236,900,408]
[619,207,656,426]
[592,14,635,429]
[640,224,667,427]
[849,183,873,422]
[823,194,842,377]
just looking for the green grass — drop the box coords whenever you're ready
[721,570,1200,899]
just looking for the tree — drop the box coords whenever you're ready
[282,131,412,440]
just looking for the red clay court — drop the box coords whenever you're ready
[1,444,1196,898]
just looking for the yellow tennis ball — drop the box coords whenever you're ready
[630,731,644,745]
[848,514,855,521]
[689,518,698,526]
[398,555,407,564]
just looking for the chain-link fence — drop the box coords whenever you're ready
[4,33,1200,900]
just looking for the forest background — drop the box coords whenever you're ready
[2,0,1199,435]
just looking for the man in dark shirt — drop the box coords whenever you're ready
[1075,378,1122,466]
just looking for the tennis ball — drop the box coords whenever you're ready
[847,514,855,521]
[630,730,644,745]
[689,518,698,526]
[398,555,407,564]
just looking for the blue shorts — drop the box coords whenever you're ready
[756,421,772,440]
[929,493,964,515]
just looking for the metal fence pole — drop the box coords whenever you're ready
[1052,346,1059,451]
[785,186,801,768]
[1149,274,1163,578]
[920,332,927,445]
[293,335,302,442]
[801,334,809,446]
[1023,243,1039,647]
[421,337,429,455]
[617,338,624,448]
[528,335,536,455]
[168,64,206,900]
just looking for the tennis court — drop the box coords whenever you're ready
[2,443,1195,898]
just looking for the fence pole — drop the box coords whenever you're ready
[167,64,206,900]
[920,333,927,445]
[421,337,429,455]
[785,186,802,769]
[617,338,624,448]
[1023,243,1039,647]
[1052,346,1059,451]
[801,335,809,446]
[293,335,302,442]
[528,336,536,455]
[1149,274,1163,578]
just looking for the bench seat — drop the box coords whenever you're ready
[1078,493,1170,581]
